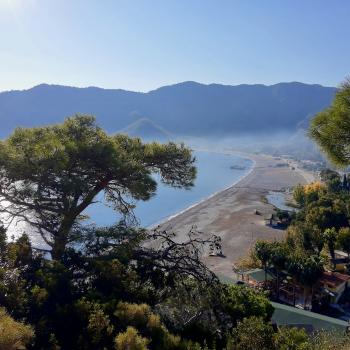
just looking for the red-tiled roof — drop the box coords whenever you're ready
[319,271,350,289]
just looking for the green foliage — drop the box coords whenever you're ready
[0,228,223,349]
[307,330,350,350]
[293,184,306,206]
[4,116,350,350]
[0,115,196,259]
[309,78,350,167]
[114,302,184,350]
[0,307,34,350]
[288,177,350,259]
[229,316,274,350]
[273,327,309,350]
[229,318,314,350]
[115,327,149,350]
[320,169,342,192]
[323,227,337,259]
[255,240,273,268]
[296,255,324,288]
[220,285,274,324]
[338,227,350,256]
[76,299,114,347]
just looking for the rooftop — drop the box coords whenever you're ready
[244,268,274,283]
[320,271,350,289]
[271,302,349,332]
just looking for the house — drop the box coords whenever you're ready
[319,271,350,303]
[330,250,350,272]
[335,250,349,259]
[221,272,350,332]
[330,258,349,273]
[232,267,275,287]
[271,301,349,333]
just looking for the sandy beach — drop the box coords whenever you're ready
[158,152,315,279]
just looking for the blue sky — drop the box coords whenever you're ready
[1,0,349,92]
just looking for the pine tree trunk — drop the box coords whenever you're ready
[51,216,75,260]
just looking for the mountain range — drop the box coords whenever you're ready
[0,81,336,138]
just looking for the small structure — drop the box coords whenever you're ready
[330,258,350,273]
[335,250,349,259]
[330,250,350,272]
[264,213,289,228]
[271,301,349,333]
[319,271,350,304]
[234,268,274,287]
[276,271,350,308]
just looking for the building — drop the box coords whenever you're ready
[271,301,349,333]
[319,271,350,304]
[330,250,350,273]
[232,267,274,287]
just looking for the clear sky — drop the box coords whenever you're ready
[1,0,349,92]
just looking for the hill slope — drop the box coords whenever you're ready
[0,82,336,138]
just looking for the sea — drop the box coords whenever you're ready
[6,151,253,248]
[83,151,254,228]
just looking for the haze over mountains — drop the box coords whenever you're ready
[0,81,336,140]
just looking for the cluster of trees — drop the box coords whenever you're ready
[254,239,324,306]
[2,229,348,350]
[2,86,350,348]
[0,115,332,349]
[252,79,350,315]
[253,169,350,306]
[292,178,350,260]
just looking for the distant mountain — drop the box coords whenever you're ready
[0,81,336,138]
[119,118,172,141]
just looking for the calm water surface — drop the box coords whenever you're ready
[7,151,253,247]
[84,151,253,227]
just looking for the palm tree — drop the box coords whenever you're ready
[286,256,303,307]
[323,228,337,268]
[298,255,324,309]
[255,240,273,283]
[270,243,288,299]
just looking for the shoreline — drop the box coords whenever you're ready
[149,156,256,229]
[158,151,315,279]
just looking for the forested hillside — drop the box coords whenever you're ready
[0,82,335,138]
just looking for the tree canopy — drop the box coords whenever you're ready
[309,79,350,167]
[0,115,196,259]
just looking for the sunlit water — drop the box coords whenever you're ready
[266,190,296,212]
[6,151,253,249]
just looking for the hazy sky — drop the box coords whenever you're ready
[1,0,349,92]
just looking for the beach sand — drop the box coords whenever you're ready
[158,153,315,279]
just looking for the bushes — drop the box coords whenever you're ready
[228,317,309,350]
[229,316,274,350]
[0,307,34,350]
[114,302,183,350]
[115,327,149,350]
[220,285,274,324]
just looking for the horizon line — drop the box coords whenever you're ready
[0,80,336,94]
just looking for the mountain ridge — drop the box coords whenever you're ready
[1,80,334,94]
[0,81,337,138]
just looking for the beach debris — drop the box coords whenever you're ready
[230,165,246,170]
